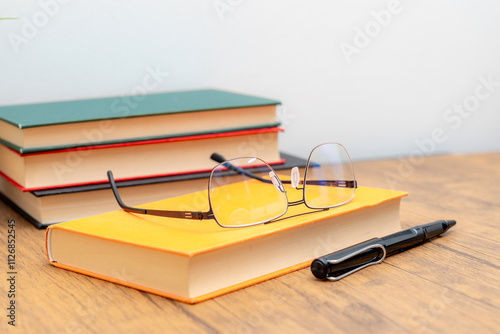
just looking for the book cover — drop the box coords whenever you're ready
[0,89,280,128]
[46,185,408,303]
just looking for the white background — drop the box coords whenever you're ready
[1,0,499,162]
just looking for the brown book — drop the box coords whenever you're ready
[1,153,306,228]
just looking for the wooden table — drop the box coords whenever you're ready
[1,152,499,333]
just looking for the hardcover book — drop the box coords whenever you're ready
[0,127,282,190]
[46,185,407,303]
[0,89,280,153]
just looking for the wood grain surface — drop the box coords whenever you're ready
[1,152,499,334]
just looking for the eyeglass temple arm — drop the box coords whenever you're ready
[210,153,356,188]
[210,153,272,183]
[106,171,213,220]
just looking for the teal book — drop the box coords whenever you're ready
[0,89,281,153]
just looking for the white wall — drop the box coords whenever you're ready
[1,0,499,161]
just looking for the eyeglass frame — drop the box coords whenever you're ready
[107,142,357,228]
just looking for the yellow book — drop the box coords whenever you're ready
[45,184,407,304]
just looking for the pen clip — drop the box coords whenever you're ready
[326,244,387,281]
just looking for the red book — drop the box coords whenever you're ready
[0,127,283,191]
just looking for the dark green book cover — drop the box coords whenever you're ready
[0,89,280,128]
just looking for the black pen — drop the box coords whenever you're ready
[311,220,456,281]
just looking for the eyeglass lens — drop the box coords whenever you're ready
[209,157,288,227]
[303,143,356,209]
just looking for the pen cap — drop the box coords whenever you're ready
[421,220,456,240]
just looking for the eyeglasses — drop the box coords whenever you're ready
[107,142,357,228]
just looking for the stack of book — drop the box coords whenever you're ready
[0,89,301,228]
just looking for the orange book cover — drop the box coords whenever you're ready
[45,184,407,304]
